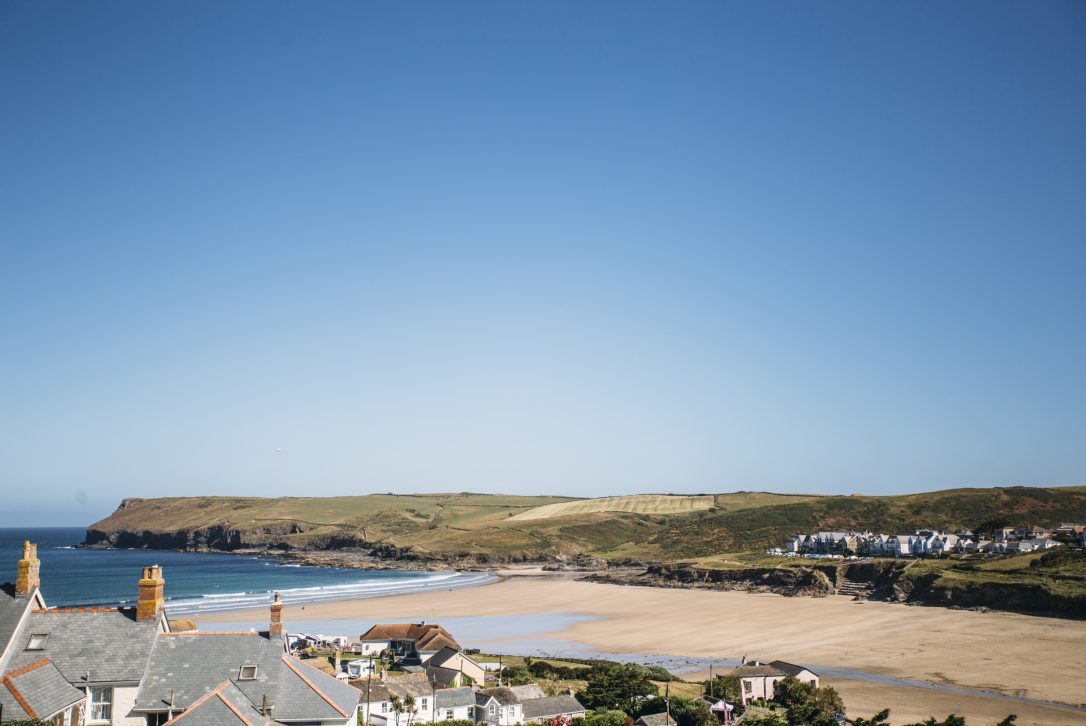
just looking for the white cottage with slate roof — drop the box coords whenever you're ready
[1,542,163,726]
[0,540,361,726]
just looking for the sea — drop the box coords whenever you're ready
[0,527,494,617]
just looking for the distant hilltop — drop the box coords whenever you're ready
[85,486,1086,566]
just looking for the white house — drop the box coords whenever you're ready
[730,660,819,706]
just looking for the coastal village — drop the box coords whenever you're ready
[774,524,1085,559]
[0,540,837,726]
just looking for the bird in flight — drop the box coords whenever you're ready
[276,448,282,453]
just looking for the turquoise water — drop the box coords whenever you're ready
[0,527,494,615]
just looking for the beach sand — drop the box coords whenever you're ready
[201,574,1086,724]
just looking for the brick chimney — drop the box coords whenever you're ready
[136,565,165,622]
[15,541,40,597]
[269,591,284,637]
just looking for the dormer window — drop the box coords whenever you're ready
[25,633,47,650]
[239,665,258,680]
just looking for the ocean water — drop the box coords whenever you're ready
[0,527,494,616]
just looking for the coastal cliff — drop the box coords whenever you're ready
[587,551,1086,619]
[85,490,1086,618]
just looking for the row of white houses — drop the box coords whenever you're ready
[785,530,1063,558]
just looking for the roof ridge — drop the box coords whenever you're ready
[3,657,53,679]
[34,607,117,613]
[164,681,235,726]
[162,631,270,636]
[216,687,258,726]
[281,655,349,718]
[2,676,38,719]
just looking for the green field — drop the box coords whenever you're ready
[88,486,1086,565]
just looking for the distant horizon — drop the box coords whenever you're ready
[3,2,1083,524]
[3,481,1083,529]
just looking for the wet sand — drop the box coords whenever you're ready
[200,574,1086,723]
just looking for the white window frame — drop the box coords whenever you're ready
[445,710,454,720]
[239,665,258,680]
[88,686,113,724]
[25,633,48,650]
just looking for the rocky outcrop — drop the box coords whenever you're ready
[585,563,836,597]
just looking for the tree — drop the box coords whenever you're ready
[702,674,740,703]
[994,717,1017,726]
[578,663,659,714]
[849,710,890,726]
[502,664,535,685]
[403,694,418,726]
[905,717,966,726]
[774,676,845,726]
[740,714,788,726]
[668,696,715,726]
[390,694,404,726]
[583,709,630,726]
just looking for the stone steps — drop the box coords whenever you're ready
[836,578,872,597]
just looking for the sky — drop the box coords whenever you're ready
[1,1,1084,526]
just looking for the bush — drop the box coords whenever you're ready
[583,709,630,726]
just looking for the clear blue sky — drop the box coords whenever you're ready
[1,1,1084,526]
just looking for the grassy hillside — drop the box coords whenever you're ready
[86,486,1086,564]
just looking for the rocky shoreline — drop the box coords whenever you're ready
[83,527,1086,620]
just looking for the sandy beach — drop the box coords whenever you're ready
[201,573,1086,724]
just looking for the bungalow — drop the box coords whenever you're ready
[358,623,461,662]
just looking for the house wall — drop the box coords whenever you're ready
[478,702,523,725]
[113,685,143,726]
[361,639,392,655]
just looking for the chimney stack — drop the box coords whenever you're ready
[269,592,284,637]
[137,566,165,622]
[15,541,40,597]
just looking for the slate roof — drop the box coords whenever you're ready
[521,695,586,720]
[729,663,785,678]
[136,632,359,721]
[425,664,460,686]
[7,608,160,684]
[165,681,274,726]
[480,686,519,705]
[277,657,359,721]
[768,660,817,678]
[0,584,36,665]
[635,714,677,726]
[508,684,546,701]
[434,686,476,709]
[0,658,84,720]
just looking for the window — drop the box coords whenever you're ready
[381,702,389,713]
[489,704,497,716]
[239,665,258,680]
[421,698,428,710]
[445,710,454,720]
[146,713,171,726]
[88,686,112,723]
[25,633,48,650]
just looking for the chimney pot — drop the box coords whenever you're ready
[136,565,165,622]
[269,591,284,637]
[15,540,41,597]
